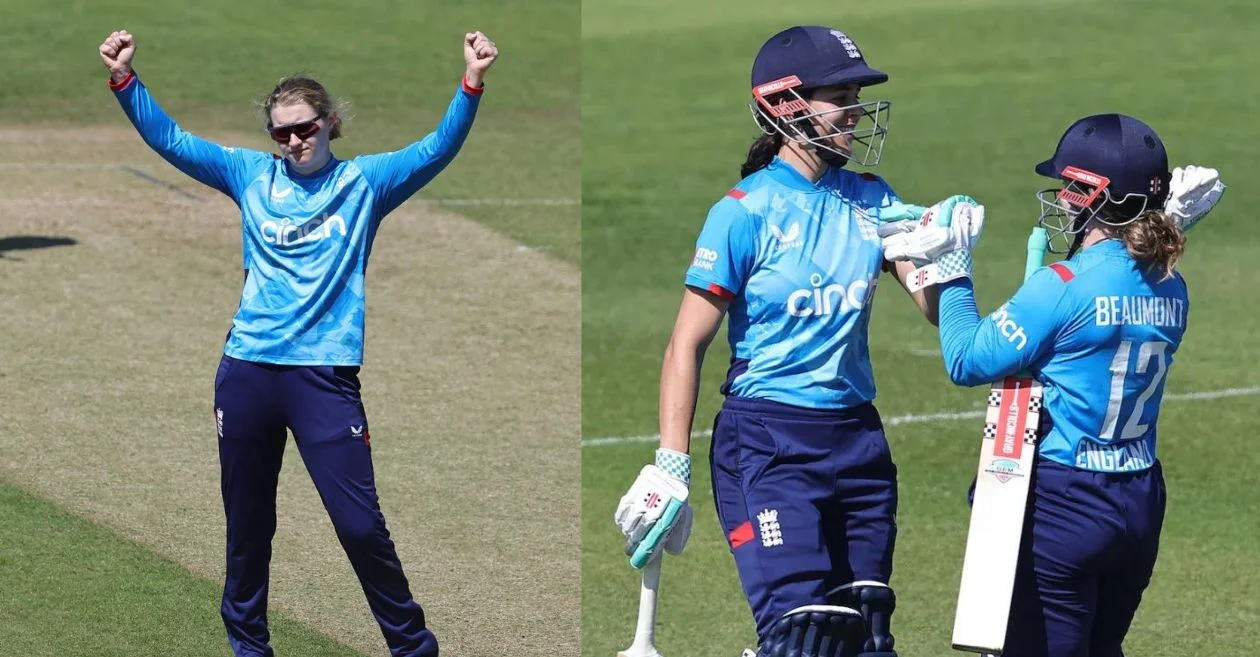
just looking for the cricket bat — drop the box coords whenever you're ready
[951,227,1049,654]
[618,554,665,657]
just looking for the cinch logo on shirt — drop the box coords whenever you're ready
[260,213,347,246]
[692,247,719,270]
[990,303,1028,350]
[786,273,873,318]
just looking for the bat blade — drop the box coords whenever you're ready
[952,375,1043,654]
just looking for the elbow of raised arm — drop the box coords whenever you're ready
[437,134,470,161]
[948,367,984,387]
[418,144,461,176]
[143,123,188,158]
[942,347,987,387]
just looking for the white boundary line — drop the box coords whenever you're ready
[580,386,1260,448]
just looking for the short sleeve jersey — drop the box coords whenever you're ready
[684,157,905,409]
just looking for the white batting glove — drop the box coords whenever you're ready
[881,195,984,262]
[1164,165,1225,232]
[881,195,985,291]
[614,448,694,559]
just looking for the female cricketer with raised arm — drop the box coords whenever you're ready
[99,28,498,657]
[882,114,1224,656]
[613,25,983,657]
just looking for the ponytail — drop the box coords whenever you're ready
[741,132,783,178]
[1121,210,1186,280]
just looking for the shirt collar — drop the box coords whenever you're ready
[285,156,340,180]
[1084,239,1129,257]
[766,156,828,192]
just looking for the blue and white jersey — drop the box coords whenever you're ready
[939,240,1189,472]
[684,156,905,409]
[112,74,481,365]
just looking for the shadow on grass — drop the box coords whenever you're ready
[0,235,78,260]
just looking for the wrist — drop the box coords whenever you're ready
[462,70,484,92]
[934,250,974,284]
[108,69,135,90]
[655,447,691,487]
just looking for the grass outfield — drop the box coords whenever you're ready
[1,0,578,655]
[0,486,363,657]
[582,1,1260,655]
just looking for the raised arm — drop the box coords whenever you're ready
[866,181,939,325]
[888,259,940,326]
[100,30,254,198]
[937,266,1068,386]
[357,31,499,217]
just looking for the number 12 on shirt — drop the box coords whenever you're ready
[951,227,1048,655]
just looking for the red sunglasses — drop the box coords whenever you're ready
[268,118,322,144]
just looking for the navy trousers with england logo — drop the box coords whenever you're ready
[1000,457,1166,657]
[213,355,436,657]
[709,396,899,642]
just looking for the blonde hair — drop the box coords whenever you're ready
[259,74,351,140]
[1116,210,1186,280]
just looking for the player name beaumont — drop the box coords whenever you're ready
[1093,295,1185,328]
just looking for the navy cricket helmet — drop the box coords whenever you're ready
[748,26,891,167]
[1034,114,1172,253]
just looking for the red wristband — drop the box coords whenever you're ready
[461,76,484,96]
[108,70,136,91]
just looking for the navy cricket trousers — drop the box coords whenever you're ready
[213,355,436,657]
[710,396,898,641]
[1002,457,1166,657]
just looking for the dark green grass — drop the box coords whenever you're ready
[0,0,578,261]
[0,483,366,657]
[583,1,1260,655]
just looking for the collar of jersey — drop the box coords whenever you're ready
[766,156,830,192]
[1081,239,1129,258]
[284,156,340,180]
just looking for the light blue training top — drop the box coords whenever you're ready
[684,157,909,410]
[111,73,481,365]
[939,240,1189,473]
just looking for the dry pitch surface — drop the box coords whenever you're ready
[0,127,579,656]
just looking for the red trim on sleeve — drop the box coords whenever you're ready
[860,172,878,181]
[728,521,754,549]
[108,70,136,91]
[1048,263,1075,282]
[706,283,735,300]
[461,76,485,96]
[726,188,746,200]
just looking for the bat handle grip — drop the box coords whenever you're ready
[1024,227,1048,283]
[1014,227,1049,380]
[630,497,683,569]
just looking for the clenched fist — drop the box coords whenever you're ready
[463,31,498,88]
[99,30,136,83]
